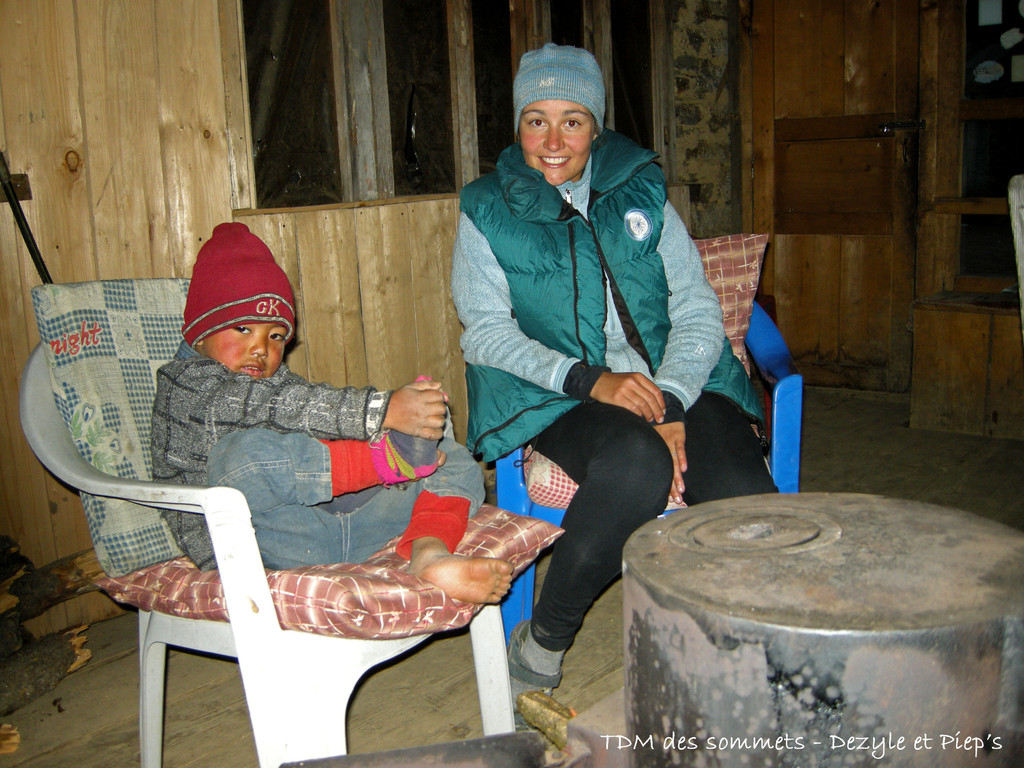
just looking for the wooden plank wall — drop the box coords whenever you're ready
[0,0,234,634]
[2,0,693,634]
[235,198,469,435]
[0,0,468,634]
[751,0,917,392]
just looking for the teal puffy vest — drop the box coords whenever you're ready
[460,131,761,461]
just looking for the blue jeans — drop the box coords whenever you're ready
[206,427,485,570]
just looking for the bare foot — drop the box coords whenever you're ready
[408,538,513,604]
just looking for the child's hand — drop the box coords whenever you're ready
[383,377,448,439]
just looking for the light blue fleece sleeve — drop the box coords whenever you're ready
[451,212,579,393]
[450,203,724,407]
[650,202,725,409]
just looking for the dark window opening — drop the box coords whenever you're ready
[242,0,343,208]
[383,0,456,196]
[611,0,653,149]
[238,0,661,204]
[959,214,1016,277]
[961,119,1024,198]
[550,0,585,47]
[958,120,1022,278]
[473,0,514,175]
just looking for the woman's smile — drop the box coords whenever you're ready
[518,100,596,187]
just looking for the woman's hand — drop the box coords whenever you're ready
[383,377,448,439]
[653,421,686,504]
[589,371,666,422]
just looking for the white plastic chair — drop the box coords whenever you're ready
[21,326,517,766]
[1010,175,1023,346]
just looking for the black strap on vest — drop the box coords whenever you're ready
[589,229,655,375]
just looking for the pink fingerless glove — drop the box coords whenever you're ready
[368,430,440,485]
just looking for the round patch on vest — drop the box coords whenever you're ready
[624,209,653,241]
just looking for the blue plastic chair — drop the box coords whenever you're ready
[494,300,802,641]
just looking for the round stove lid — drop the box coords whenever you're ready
[623,493,1024,632]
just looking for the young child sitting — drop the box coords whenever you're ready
[151,222,512,604]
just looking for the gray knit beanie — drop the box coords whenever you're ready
[513,43,605,134]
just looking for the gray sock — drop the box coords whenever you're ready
[509,622,565,727]
[386,430,440,468]
[519,625,565,677]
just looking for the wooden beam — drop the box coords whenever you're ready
[958,97,1024,121]
[509,0,550,77]
[532,0,552,50]
[650,0,674,179]
[448,0,479,188]
[0,170,31,202]
[585,0,613,129]
[509,0,529,76]
[750,0,775,274]
[775,114,898,141]
[915,0,959,296]
[329,0,356,202]
[364,0,394,199]
[933,197,1010,215]
[738,0,754,234]
[218,0,256,211]
[887,0,919,393]
[336,0,394,200]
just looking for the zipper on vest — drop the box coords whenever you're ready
[566,223,589,365]
[471,395,572,456]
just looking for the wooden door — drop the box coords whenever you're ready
[751,0,920,391]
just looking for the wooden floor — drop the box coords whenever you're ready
[3,387,1024,767]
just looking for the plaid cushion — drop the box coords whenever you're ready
[696,233,768,372]
[97,505,562,639]
[523,233,768,509]
[31,279,191,576]
[524,448,688,511]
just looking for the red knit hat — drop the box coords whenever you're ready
[182,222,296,347]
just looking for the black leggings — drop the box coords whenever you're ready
[528,391,777,651]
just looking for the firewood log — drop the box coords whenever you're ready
[0,723,19,755]
[516,690,576,750]
[0,626,90,716]
[0,544,103,654]
[0,536,32,584]
[7,548,103,621]
[0,612,26,660]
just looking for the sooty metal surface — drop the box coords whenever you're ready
[622,493,1024,767]
[286,731,554,767]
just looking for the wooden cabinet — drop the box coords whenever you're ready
[911,293,1024,439]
